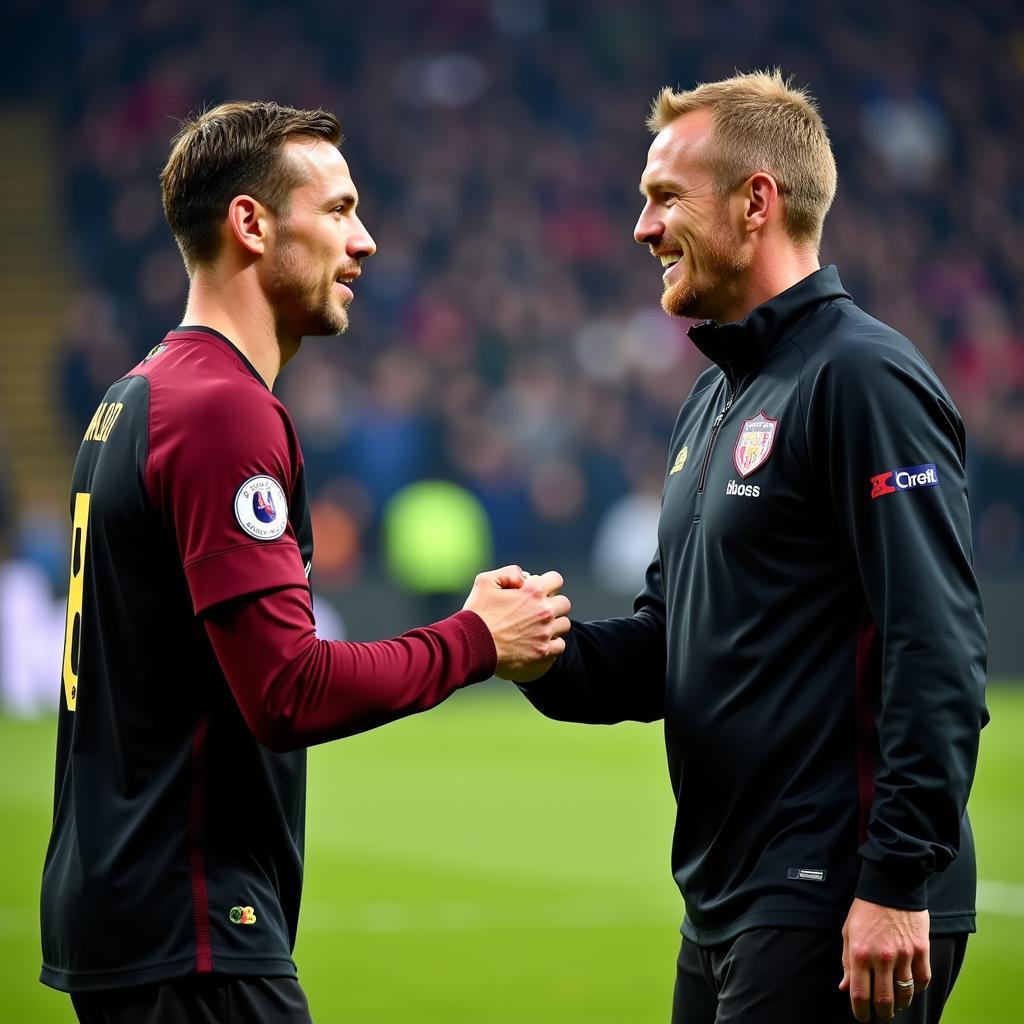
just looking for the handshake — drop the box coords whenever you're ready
[462,566,571,684]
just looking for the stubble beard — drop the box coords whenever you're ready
[308,274,350,337]
[269,235,351,339]
[661,210,748,322]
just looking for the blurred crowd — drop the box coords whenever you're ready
[13,0,1024,598]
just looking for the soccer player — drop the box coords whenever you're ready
[514,72,987,1024]
[40,101,570,1024]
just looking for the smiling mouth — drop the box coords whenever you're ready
[333,278,356,305]
[658,252,683,269]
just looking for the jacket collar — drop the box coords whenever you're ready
[687,265,850,381]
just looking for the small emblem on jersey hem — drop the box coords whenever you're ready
[229,905,257,925]
[234,476,288,540]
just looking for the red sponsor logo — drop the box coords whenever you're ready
[870,472,896,499]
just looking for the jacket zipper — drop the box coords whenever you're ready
[697,384,734,493]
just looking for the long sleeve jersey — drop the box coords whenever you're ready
[521,267,988,945]
[41,327,496,992]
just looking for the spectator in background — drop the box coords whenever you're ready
[58,289,134,437]
[24,1,1024,588]
[44,1,1023,575]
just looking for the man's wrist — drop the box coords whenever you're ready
[447,609,498,681]
[513,629,576,689]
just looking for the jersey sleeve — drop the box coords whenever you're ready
[204,588,496,750]
[517,550,667,724]
[805,327,988,909]
[146,378,310,615]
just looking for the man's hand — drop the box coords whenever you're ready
[463,566,570,682]
[840,898,930,1021]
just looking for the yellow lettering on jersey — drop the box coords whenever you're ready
[98,402,124,441]
[83,402,107,442]
[61,492,90,711]
[82,401,124,443]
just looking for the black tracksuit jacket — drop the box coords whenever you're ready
[521,266,988,945]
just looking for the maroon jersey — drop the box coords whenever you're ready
[42,327,495,992]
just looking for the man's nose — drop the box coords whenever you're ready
[634,204,663,246]
[349,216,377,258]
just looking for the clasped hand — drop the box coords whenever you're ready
[463,566,571,683]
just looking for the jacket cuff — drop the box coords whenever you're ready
[855,860,928,911]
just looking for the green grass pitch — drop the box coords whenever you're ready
[1,684,1020,1022]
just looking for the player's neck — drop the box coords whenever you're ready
[753,243,815,311]
[735,245,820,322]
[180,274,290,390]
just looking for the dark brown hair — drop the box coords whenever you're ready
[160,100,342,271]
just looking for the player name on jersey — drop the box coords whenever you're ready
[82,401,125,444]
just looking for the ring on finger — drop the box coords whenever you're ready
[895,978,915,990]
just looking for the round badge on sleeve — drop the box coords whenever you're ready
[234,475,289,540]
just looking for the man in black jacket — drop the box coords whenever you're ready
[514,71,987,1024]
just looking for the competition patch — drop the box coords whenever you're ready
[234,475,288,540]
[229,905,257,925]
[870,463,939,500]
[669,445,689,474]
[733,411,778,478]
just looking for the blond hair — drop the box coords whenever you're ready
[161,101,342,272]
[648,69,836,247]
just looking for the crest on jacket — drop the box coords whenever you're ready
[733,412,778,478]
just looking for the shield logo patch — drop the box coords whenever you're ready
[733,411,778,478]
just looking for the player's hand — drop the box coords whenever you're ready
[839,898,930,1021]
[462,566,570,682]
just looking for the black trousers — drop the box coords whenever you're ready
[70,975,313,1024]
[673,928,968,1024]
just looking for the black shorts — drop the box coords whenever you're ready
[70,975,312,1024]
[673,927,968,1024]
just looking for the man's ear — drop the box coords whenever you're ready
[743,172,779,234]
[226,194,269,257]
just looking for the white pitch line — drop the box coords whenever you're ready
[4,880,1023,940]
[976,879,1024,918]
[303,880,1024,933]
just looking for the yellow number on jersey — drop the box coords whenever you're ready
[61,492,90,711]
